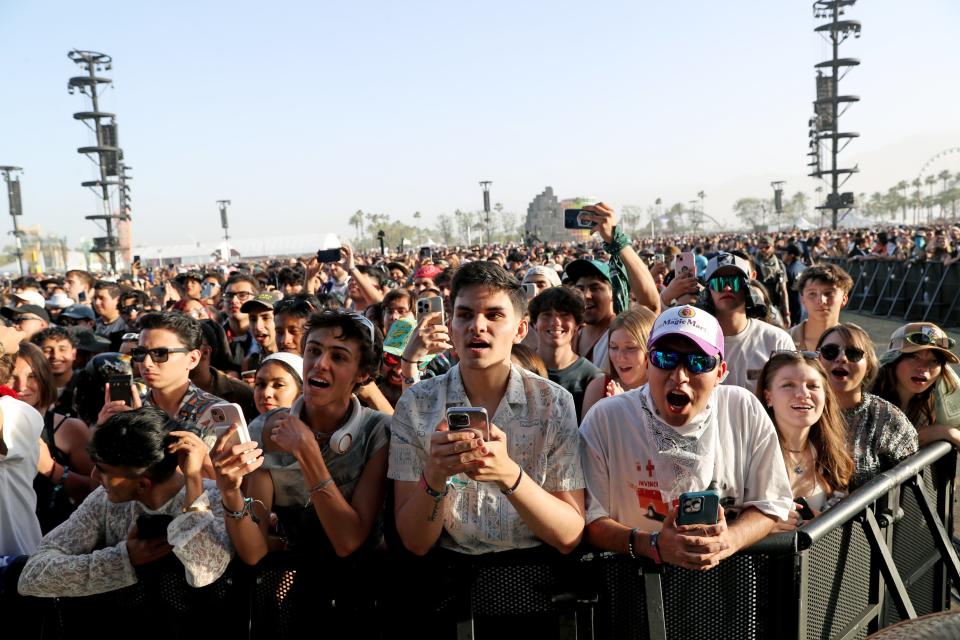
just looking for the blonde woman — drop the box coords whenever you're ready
[580,307,656,418]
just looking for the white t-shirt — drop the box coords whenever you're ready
[0,396,44,556]
[722,318,795,393]
[580,384,793,533]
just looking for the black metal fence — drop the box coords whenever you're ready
[6,443,958,640]
[825,258,960,328]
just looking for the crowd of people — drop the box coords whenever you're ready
[1,203,957,631]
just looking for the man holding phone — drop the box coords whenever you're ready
[18,407,235,597]
[580,305,792,571]
[390,261,586,556]
[563,203,660,368]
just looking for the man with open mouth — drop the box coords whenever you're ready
[580,305,793,572]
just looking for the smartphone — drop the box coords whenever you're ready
[445,406,490,441]
[654,253,665,263]
[78,291,87,303]
[795,496,816,522]
[201,282,213,299]
[317,248,342,263]
[522,283,537,300]
[209,402,251,448]
[675,251,696,276]
[136,513,174,540]
[563,209,597,230]
[676,486,721,526]
[419,246,433,260]
[108,374,134,406]
[416,295,445,324]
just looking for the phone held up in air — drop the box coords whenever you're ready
[676,482,721,526]
[108,374,134,406]
[416,295,445,324]
[522,283,537,300]
[419,246,433,260]
[675,251,696,276]
[445,406,490,441]
[209,402,251,449]
[317,247,342,263]
[563,209,597,230]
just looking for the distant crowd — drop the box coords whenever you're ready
[1,204,957,636]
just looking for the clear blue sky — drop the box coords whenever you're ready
[2,1,959,246]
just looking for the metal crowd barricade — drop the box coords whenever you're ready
[822,258,960,328]
[12,444,958,640]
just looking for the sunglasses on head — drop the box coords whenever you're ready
[320,309,377,344]
[818,344,865,363]
[902,331,956,350]
[382,352,401,367]
[708,275,744,293]
[770,349,820,360]
[130,347,193,364]
[649,349,720,374]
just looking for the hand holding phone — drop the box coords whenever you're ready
[563,209,598,230]
[317,248,342,263]
[675,251,696,276]
[521,283,537,300]
[676,485,721,526]
[416,296,445,325]
[445,407,490,441]
[108,374,134,406]
[209,403,250,450]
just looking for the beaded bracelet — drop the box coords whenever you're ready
[419,471,449,500]
[222,497,260,524]
[48,465,69,509]
[627,527,639,560]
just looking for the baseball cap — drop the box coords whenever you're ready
[260,352,304,384]
[413,265,443,281]
[45,292,75,309]
[880,322,959,366]
[647,305,725,360]
[1,304,51,324]
[70,327,112,353]
[564,259,612,285]
[704,252,751,281]
[240,290,284,313]
[10,290,45,308]
[60,305,96,321]
[522,266,562,288]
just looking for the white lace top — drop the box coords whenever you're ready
[18,480,233,598]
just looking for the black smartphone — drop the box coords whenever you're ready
[136,513,173,540]
[795,496,816,521]
[108,374,134,406]
[317,248,342,263]
[563,208,597,230]
[419,246,433,260]
[78,291,87,303]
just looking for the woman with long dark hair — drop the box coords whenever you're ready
[755,351,854,531]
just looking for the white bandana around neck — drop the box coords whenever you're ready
[637,384,722,505]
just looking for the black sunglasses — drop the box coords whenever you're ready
[818,344,865,363]
[130,347,193,363]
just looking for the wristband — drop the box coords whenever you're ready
[500,468,523,495]
[401,355,421,365]
[627,527,639,560]
[223,496,260,524]
[602,225,630,257]
[308,477,335,494]
[648,531,662,564]
[419,471,449,499]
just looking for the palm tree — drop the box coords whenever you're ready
[896,180,909,220]
[938,170,953,219]
[925,175,938,222]
[349,210,365,248]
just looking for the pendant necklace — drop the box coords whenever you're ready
[786,445,808,475]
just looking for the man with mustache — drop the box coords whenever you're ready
[580,305,792,571]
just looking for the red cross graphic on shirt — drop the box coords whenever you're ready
[646,459,655,478]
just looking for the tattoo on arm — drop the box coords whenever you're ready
[428,498,442,522]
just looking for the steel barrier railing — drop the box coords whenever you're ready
[4,443,957,640]
[823,258,960,327]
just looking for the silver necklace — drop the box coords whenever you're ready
[786,446,809,475]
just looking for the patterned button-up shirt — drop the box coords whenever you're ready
[145,382,225,437]
[388,364,584,555]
